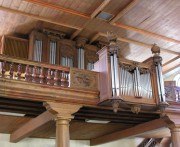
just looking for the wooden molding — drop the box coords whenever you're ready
[24,0,90,19]
[99,33,180,55]
[10,111,53,143]
[90,118,166,146]
[0,6,83,30]
[163,56,180,66]
[110,0,139,24]
[114,23,180,44]
[91,0,111,18]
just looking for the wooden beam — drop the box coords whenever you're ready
[163,56,180,66]
[10,111,53,143]
[90,33,100,44]
[110,0,139,24]
[99,33,180,55]
[90,118,166,146]
[70,29,83,40]
[24,0,90,19]
[163,64,180,74]
[91,0,111,18]
[0,6,83,30]
[114,23,180,44]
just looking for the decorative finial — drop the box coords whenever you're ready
[151,44,160,55]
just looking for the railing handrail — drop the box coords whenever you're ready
[0,54,70,72]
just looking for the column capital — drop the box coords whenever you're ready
[43,102,82,119]
[76,37,88,48]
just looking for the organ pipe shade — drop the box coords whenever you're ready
[77,48,84,69]
[33,40,43,62]
[87,62,94,70]
[49,40,57,64]
[61,57,73,67]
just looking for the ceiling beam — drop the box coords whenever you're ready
[90,33,100,44]
[91,0,111,18]
[114,23,180,44]
[0,6,83,30]
[110,0,139,24]
[70,29,83,40]
[24,0,90,19]
[10,111,53,143]
[90,118,166,146]
[163,56,180,66]
[163,64,180,74]
[99,33,180,55]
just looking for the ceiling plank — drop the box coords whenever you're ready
[110,0,139,24]
[91,0,111,19]
[0,6,83,30]
[163,56,180,66]
[163,64,180,74]
[99,33,180,55]
[114,23,180,44]
[10,111,53,143]
[24,0,90,19]
[90,118,166,146]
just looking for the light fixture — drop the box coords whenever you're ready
[85,119,110,124]
[0,111,25,117]
[96,11,114,21]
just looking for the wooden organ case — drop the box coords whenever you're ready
[28,29,98,70]
[94,33,168,114]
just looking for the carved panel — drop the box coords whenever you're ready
[70,68,99,90]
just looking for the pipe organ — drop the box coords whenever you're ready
[77,48,84,69]
[94,33,167,113]
[49,40,57,65]
[33,40,43,62]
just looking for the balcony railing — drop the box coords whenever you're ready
[0,54,99,91]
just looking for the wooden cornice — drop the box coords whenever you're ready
[10,111,53,143]
[24,0,90,19]
[110,0,139,24]
[90,118,166,146]
[0,6,83,30]
[114,23,180,44]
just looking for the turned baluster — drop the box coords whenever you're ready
[9,63,14,79]
[17,64,22,80]
[39,67,44,84]
[60,71,66,86]
[54,70,59,86]
[32,66,37,82]
[25,65,30,81]
[65,72,70,87]
[47,69,51,85]
[1,61,6,77]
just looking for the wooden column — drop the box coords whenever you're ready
[44,102,81,147]
[169,125,180,147]
[164,113,180,147]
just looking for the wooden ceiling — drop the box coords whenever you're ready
[0,0,179,74]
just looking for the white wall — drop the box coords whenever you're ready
[0,134,143,147]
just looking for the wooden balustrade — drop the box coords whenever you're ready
[0,54,70,87]
[0,54,99,91]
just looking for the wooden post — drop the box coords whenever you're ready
[169,125,180,147]
[44,102,82,147]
